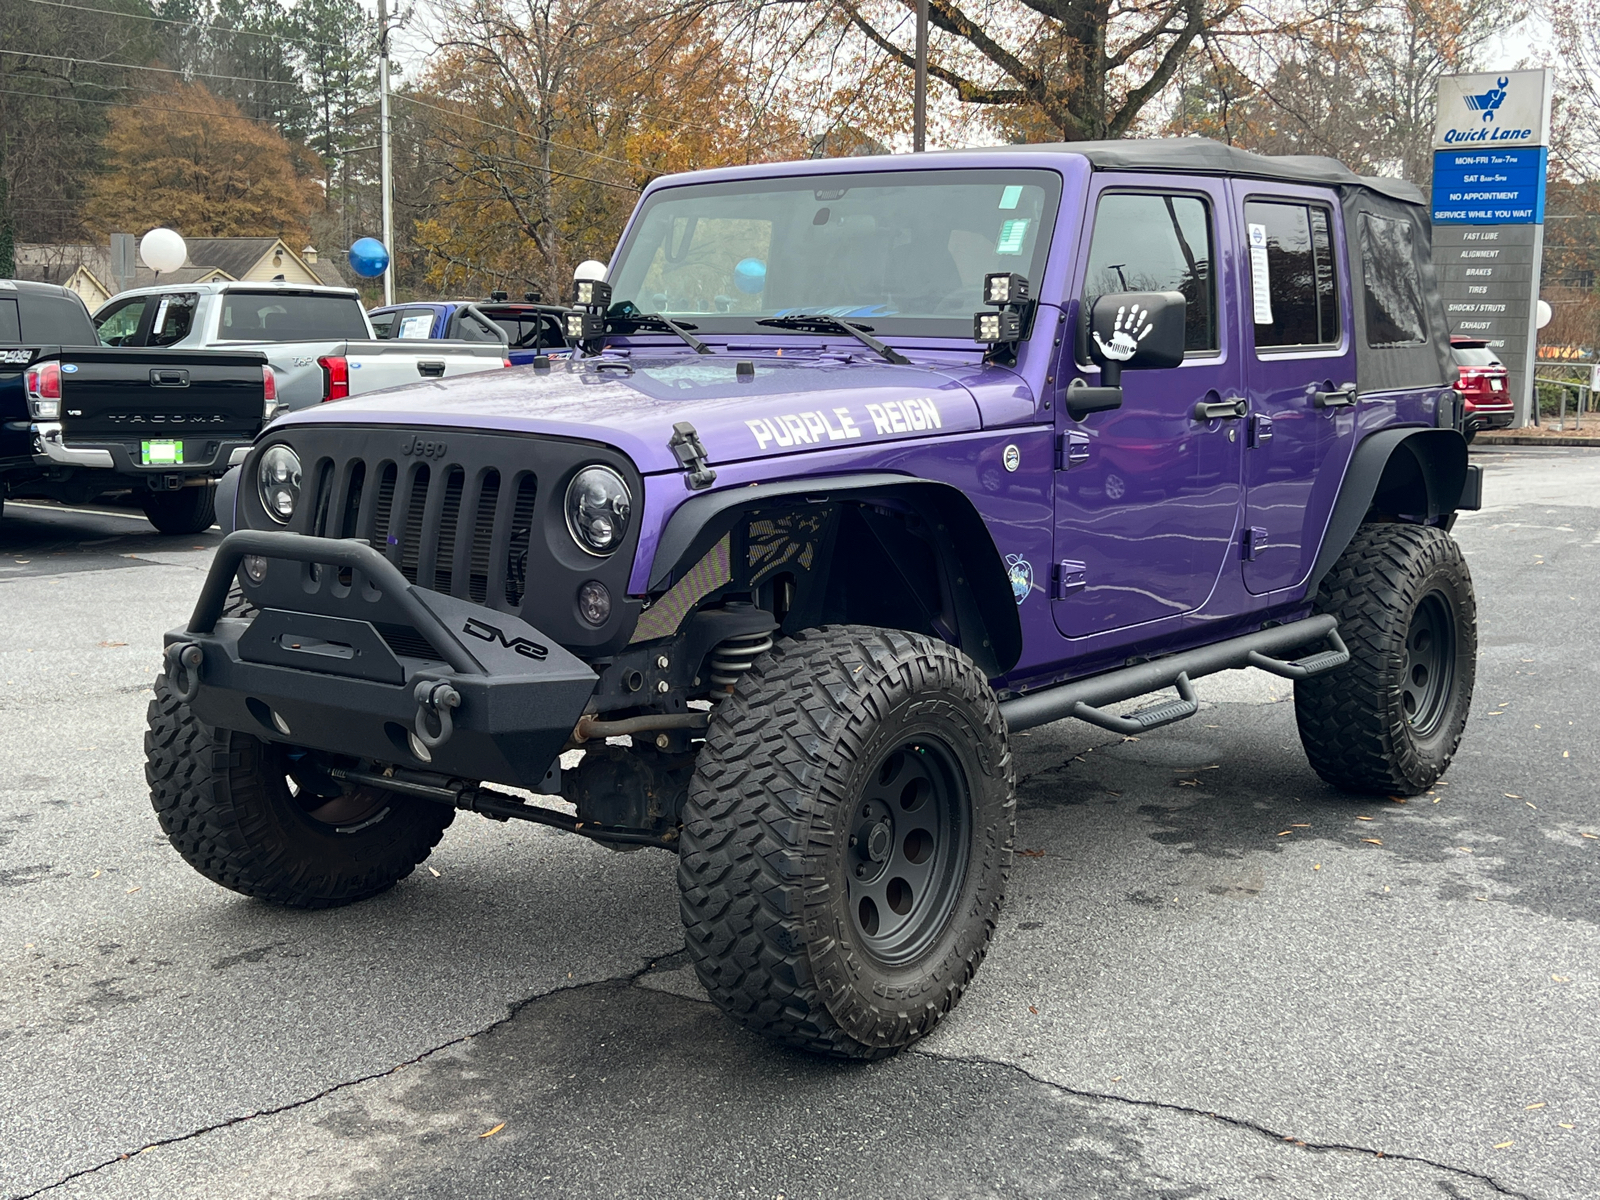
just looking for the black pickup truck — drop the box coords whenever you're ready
[1,280,270,534]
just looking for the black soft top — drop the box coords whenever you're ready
[1025,138,1425,206]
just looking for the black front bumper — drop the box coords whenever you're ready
[166,531,599,789]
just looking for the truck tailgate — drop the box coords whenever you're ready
[343,341,508,398]
[55,347,265,472]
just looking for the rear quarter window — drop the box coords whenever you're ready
[1359,213,1427,347]
[219,293,370,342]
[20,293,98,345]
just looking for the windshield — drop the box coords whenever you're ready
[607,169,1062,338]
[218,292,370,342]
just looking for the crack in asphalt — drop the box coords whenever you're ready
[913,1048,1539,1200]
[7,948,688,1200]
[7,943,1542,1200]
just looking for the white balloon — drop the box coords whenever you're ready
[573,259,608,281]
[140,227,188,274]
[1536,299,1552,330]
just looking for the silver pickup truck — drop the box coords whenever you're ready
[92,282,507,411]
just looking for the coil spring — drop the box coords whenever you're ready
[708,631,774,689]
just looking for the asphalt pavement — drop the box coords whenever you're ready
[1,448,1596,1200]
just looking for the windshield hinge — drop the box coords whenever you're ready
[668,421,717,491]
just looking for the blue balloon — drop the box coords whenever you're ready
[734,258,766,294]
[348,237,390,278]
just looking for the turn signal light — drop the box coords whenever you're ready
[318,355,350,402]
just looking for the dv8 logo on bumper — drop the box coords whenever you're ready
[463,616,548,660]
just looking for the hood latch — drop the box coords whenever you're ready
[668,421,717,491]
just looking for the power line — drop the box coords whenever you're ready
[0,47,306,91]
[18,0,365,55]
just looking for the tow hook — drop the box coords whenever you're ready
[164,642,204,702]
[412,680,462,750]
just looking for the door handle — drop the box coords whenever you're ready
[417,361,446,378]
[1193,397,1247,421]
[1313,387,1357,409]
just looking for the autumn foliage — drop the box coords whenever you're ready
[82,83,319,241]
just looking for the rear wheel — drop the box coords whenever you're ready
[141,484,217,535]
[145,674,453,907]
[1294,523,1476,795]
[678,625,1014,1059]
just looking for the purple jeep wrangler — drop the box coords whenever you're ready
[148,140,1480,1058]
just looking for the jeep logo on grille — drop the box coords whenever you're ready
[402,435,447,459]
[462,616,548,660]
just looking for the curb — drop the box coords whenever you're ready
[1474,434,1600,448]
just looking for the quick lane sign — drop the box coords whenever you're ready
[1430,68,1551,427]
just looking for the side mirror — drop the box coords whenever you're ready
[1067,291,1186,421]
[1084,291,1186,385]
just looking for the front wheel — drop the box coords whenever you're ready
[678,626,1014,1059]
[141,483,217,535]
[145,675,454,907]
[1294,524,1476,795]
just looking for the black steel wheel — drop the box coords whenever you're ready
[1295,523,1477,795]
[679,625,1014,1059]
[847,740,971,966]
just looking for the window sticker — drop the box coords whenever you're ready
[996,219,1029,255]
[999,185,1024,210]
[1248,222,1274,325]
[397,313,433,340]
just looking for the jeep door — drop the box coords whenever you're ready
[1052,176,1245,639]
[1229,183,1358,594]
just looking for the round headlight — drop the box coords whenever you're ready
[565,466,631,556]
[257,444,301,524]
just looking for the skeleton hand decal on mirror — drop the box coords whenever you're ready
[1092,304,1154,362]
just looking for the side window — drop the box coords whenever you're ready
[369,311,397,338]
[397,309,437,339]
[449,310,503,342]
[1359,213,1427,346]
[147,292,198,347]
[1245,201,1340,349]
[0,299,20,342]
[1083,192,1217,352]
[94,297,148,346]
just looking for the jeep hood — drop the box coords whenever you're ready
[274,354,999,474]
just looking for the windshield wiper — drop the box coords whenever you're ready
[756,314,910,365]
[607,312,712,355]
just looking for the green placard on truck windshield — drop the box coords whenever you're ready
[141,439,183,465]
[999,185,1024,210]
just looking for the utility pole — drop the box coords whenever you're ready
[377,0,395,305]
[913,0,928,152]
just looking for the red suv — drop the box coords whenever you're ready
[1450,336,1513,441]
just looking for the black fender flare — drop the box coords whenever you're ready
[1308,427,1471,595]
[645,472,1023,677]
[215,464,243,535]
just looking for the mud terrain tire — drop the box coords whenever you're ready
[1295,523,1476,795]
[678,625,1014,1059]
[145,673,453,908]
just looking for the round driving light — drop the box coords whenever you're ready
[256,444,302,525]
[242,554,268,584]
[565,466,632,556]
[577,579,612,626]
